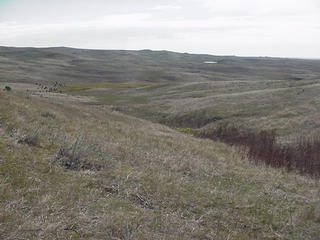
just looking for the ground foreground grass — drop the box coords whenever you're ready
[1,91,320,239]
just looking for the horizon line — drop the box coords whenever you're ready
[0,45,319,60]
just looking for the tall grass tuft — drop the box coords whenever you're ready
[197,124,320,178]
[53,137,109,171]
[17,128,41,146]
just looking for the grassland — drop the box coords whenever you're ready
[1,91,320,239]
[1,47,320,239]
[2,46,320,138]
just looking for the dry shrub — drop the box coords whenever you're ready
[40,109,56,119]
[54,138,106,171]
[17,128,41,146]
[197,124,320,178]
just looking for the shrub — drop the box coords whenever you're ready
[17,128,41,146]
[40,110,56,119]
[197,124,320,178]
[54,138,104,171]
[176,128,195,134]
[4,86,11,91]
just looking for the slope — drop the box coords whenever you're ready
[0,91,319,239]
[1,47,320,138]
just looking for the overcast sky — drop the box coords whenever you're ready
[0,0,319,58]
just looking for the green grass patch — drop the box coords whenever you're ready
[98,94,148,105]
[62,82,157,93]
[176,128,196,134]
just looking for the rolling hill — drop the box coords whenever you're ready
[1,47,320,239]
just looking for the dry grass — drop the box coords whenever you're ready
[0,91,320,239]
[120,78,320,138]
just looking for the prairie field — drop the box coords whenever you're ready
[0,47,320,239]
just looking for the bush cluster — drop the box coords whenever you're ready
[197,124,320,178]
[4,86,11,91]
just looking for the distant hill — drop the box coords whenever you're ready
[1,46,320,85]
[1,46,320,137]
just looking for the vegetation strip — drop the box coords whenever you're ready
[196,124,320,178]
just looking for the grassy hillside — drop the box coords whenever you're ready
[1,91,320,239]
[1,47,319,85]
[1,47,320,239]
[1,47,320,138]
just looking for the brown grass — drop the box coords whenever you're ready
[0,92,320,239]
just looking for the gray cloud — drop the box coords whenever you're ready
[0,0,319,58]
